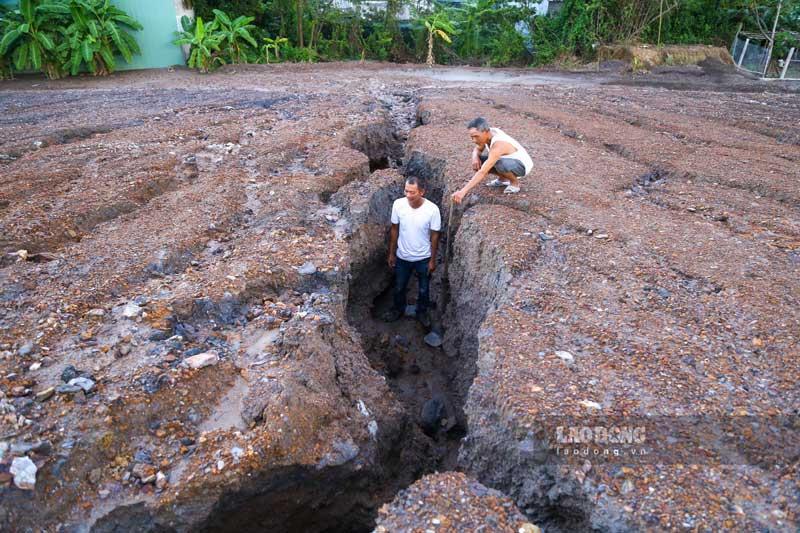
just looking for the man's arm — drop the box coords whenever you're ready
[387,223,399,268]
[471,143,486,171]
[454,141,517,203]
[428,231,440,273]
[453,144,507,204]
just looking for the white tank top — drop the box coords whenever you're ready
[489,128,533,175]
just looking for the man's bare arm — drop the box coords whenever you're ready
[454,141,515,203]
[428,231,440,273]
[471,143,486,170]
[387,223,399,267]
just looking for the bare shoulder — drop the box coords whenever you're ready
[490,140,515,156]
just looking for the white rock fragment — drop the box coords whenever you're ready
[579,400,602,411]
[555,351,574,364]
[368,420,378,440]
[357,400,370,417]
[231,446,244,463]
[122,303,142,318]
[217,460,225,471]
[184,351,219,369]
[68,377,96,392]
[10,456,37,490]
[156,471,168,489]
[297,262,316,275]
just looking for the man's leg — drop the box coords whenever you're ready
[481,153,512,185]
[392,258,413,315]
[493,158,522,187]
[414,259,431,327]
[496,169,519,187]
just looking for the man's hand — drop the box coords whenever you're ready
[387,254,396,268]
[428,257,436,274]
[471,156,481,171]
[451,188,467,204]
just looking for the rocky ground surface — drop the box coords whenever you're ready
[0,61,798,532]
[374,471,538,532]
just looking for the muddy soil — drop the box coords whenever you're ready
[0,61,798,532]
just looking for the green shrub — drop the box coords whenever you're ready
[0,0,141,79]
[0,5,14,78]
[283,44,317,62]
[210,8,257,63]
[60,0,143,76]
[363,22,392,61]
[260,35,287,63]
[174,15,224,72]
[191,0,264,24]
[0,0,70,78]
[174,9,260,71]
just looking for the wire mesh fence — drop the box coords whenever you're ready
[732,34,770,75]
[784,57,800,79]
[779,48,800,80]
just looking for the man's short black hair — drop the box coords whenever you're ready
[467,117,490,132]
[405,176,425,190]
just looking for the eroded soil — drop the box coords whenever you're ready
[0,62,798,532]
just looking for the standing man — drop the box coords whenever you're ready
[452,117,533,203]
[385,176,441,328]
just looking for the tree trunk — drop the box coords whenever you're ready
[296,0,304,48]
[427,30,434,67]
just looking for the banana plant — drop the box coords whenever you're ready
[421,10,456,67]
[0,5,12,78]
[0,0,70,79]
[261,36,288,63]
[211,9,257,64]
[59,0,142,76]
[174,16,224,73]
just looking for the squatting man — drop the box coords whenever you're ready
[384,176,441,329]
[452,117,533,204]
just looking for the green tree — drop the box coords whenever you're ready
[450,0,494,59]
[420,9,455,67]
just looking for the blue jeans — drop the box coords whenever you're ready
[393,257,430,315]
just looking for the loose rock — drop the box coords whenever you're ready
[10,456,37,490]
[297,262,317,275]
[183,351,219,369]
[122,303,142,318]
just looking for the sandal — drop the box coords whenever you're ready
[486,178,511,187]
[503,185,520,194]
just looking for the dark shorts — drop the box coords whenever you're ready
[480,154,526,177]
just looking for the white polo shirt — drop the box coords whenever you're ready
[391,198,441,261]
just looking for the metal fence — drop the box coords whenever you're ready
[732,33,770,75]
[779,47,800,80]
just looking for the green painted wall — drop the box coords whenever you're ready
[113,0,185,70]
[0,0,188,70]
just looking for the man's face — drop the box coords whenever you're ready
[469,127,489,146]
[405,182,424,205]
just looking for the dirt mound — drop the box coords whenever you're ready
[598,44,734,71]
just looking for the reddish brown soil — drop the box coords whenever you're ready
[0,62,797,532]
